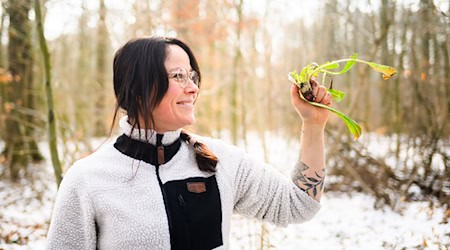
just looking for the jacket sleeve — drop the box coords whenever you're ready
[232,155,321,227]
[46,165,97,249]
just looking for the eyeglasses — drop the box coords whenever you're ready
[167,67,200,88]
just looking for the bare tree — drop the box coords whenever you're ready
[230,0,243,145]
[93,0,108,136]
[34,0,62,187]
[3,0,43,181]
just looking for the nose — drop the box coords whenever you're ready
[185,78,199,93]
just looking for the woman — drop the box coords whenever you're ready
[47,36,332,250]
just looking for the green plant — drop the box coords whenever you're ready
[288,53,397,139]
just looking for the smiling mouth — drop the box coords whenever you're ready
[177,101,194,108]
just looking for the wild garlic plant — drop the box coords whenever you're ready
[288,53,397,139]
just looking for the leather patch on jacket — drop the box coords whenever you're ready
[187,182,206,193]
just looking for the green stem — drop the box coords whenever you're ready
[315,58,370,73]
[297,89,362,139]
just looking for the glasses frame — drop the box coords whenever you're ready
[167,67,200,88]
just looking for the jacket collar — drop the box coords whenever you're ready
[119,115,182,146]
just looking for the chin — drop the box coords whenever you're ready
[186,117,196,126]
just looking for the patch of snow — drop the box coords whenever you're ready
[230,192,448,249]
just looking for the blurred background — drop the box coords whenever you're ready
[0,0,449,249]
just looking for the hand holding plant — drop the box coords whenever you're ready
[288,53,397,139]
[290,80,332,127]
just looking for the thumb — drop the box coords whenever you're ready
[290,84,306,107]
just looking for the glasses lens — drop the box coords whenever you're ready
[169,68,199,88]
[190,71,199,86]
[168,68,187,88]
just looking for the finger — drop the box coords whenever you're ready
[315,86,327,103]
[290,84,299,98]
[290,84,302,105]
[321,92,333,105]
[311,79,319,99]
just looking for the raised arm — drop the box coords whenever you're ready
[290,79,332,202]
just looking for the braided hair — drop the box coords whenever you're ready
[180,131,217,172]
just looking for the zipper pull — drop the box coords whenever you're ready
[156,134,165,165]
[157,146,165,165]
[178,194,186,207]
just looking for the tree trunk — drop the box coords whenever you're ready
[3,0,43,181]
[76,1,88,135]
[394,9,409,160]
[379,0,394,128]
[130,0,153,37]
[263,1,273,134]
[34,0,63,187]
[324,0,338,60]
[441,34,450,136]
[93,0,108,136]
[171,0,200,46]
[230,0,243,145]
[0,8,7,145]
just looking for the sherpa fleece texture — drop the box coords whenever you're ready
[46,116,321,249]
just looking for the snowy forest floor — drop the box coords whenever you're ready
[0,135,449,249]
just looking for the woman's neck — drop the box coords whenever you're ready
[119,115,182,145]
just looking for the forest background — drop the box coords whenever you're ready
[0,0,449,248]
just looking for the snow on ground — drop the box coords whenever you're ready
[230,192,448,249]
[0,162,55,250]
[0,133,448,249]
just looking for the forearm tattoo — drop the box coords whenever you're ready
[291,161,325,199]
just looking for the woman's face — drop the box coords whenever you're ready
[152,45,199,133]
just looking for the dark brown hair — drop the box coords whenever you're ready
[110,36,217,172]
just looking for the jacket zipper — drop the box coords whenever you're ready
[178,194,191,248]
[155,134,174,247]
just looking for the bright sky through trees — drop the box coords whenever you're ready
[42,0,321,41]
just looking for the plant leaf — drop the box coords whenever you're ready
[367,62,397,80]
[299,67,309,83]
[321,61,340,70]
[337,53,358,75]
[327,88,345,102]
[300,63,320,83]
[297,90,362,139]
[288,72,299,85]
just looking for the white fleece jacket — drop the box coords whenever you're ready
[46,116,320,249]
